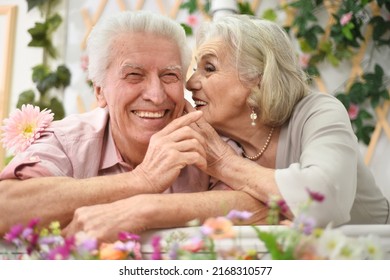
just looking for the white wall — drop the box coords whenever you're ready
[1,0,389,199]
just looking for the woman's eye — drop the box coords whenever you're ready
[205,64,215,72]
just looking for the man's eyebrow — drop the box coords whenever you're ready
[121,63,143,70]
[164,65,182,72]
[120,64,182,72]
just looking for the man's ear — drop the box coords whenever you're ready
[94,85,107,108]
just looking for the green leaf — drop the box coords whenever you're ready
[56,65,71,88]
[262,9,277,22]
[335,93,350,108]
[306,65,320,77]
[45,42,58,59]
[374,64,384,78]
[16,90,36,108]
[299,39,314,52]
[32,64,51,83]
[349,82,367,103]
[252,227,295,260]
[326,53,340,66]
[4,155,14,166]
[341,24,354,40]
[46,14,62,35]
[180,0,198,14]
[28,22,48,43]
[379,89,390,100]
[371,96,380,108]
[180,23,193,36]
[37,73,57,94]
[359,109,373,120]
[305,32,318,50]
[49,97,65,120]
[238,2,255,15]
[27,0,47,11]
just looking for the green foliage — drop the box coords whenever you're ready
[336,64,389,145]
[287,0,325,51]
[180,23,193,36]
[180,0,205,14]
[370,15,390,47]
[17,0,71,121]
[261,9,277,22]
[28,13,62,58]
[253,226,296,260]
[179,1,390,145]
[238,2,254,15]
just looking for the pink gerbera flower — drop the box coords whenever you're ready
[0,104,54,154]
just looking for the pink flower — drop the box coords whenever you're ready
[201,217,235,240]
[151,235,162,260]
[80,54,89,72]
[340,12,353,26]
[181,236,205,253]
[348,103,359,120]
[0,104,54,154]
[299,53,311,69]
[306,188,325,202]
[186,15,198,27]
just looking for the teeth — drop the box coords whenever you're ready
[133,111,165,118]
[194,100,207,106]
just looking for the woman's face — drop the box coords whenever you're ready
[95,32,185,148]
[186,39,252,135]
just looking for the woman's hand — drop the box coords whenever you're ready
[184,101,237,178]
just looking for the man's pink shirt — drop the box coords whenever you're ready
[0,107,215,193]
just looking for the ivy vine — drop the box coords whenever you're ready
[17,0,71,120]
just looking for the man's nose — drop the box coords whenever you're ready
[142,76,167,104]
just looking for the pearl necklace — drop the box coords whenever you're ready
[242,127,275,161]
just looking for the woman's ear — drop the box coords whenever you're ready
[94,85,107,108]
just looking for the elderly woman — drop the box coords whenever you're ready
[0,11,267,242]
[186,14,389,226]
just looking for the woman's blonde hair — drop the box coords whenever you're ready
[196,14,310,126]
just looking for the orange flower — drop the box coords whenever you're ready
[99,242,127,260]
[201,217,235,239]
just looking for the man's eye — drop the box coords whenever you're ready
[124,72,143,83]
[126,73,141,77]
[161,73,179,83]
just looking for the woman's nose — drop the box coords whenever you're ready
[185,73,200,92]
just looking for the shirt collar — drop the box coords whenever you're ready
[99,117,132,171]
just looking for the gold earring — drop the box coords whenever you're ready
[250,108,257,126]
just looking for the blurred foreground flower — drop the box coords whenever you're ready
[1,190,384,260]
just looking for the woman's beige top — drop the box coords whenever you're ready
[275,92,389,226]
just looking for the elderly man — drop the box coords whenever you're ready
[0,11,266,242]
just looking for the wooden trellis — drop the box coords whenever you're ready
[282,0,390,165]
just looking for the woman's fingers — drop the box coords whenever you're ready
[158,110,203,136]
